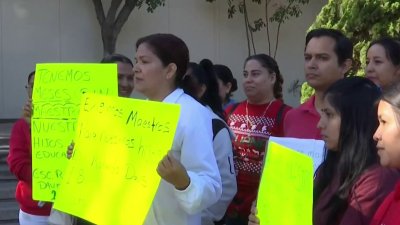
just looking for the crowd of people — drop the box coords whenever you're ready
[6,28,400,225]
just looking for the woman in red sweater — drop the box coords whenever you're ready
[7,71,52,225]
[371,81,400,225]
[225,54,291,225]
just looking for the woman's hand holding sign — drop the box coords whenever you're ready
[157,151,190,191]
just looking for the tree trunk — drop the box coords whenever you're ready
[101,25,118,57]
[92,0,137,57]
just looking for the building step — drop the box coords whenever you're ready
[0,158,15,180]
[0,199,19,221]
[0,121,14,136]
[0,180,17,199]
[0,148,9,159]
[0,219,19,225]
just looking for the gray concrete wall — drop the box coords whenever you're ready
[0,0,326,119]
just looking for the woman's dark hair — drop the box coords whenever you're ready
[314,77,380,225]
[136,33,189,87]
[182,59,224,120]
[27,71,35,83]
[244,54,284,99]
[101,53,133,67]
[213,64,237,101]
[368,37,400,67]
[380,81,400,122]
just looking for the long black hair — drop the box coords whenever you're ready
[213,64,237,102]
[314,77,380,224]
[182,59,224,120]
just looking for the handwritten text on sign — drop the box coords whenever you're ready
[31,63,118,201]
[257,141,313,225]
[53,94,181,225]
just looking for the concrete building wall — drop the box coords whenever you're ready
[0,0,326,119]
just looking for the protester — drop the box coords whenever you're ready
[101,53,135,97]
[249,77,400,225]
[365,37,400,89]
[284,28,353,139]
[134,33,222,225]
[182,59,237,225]
[213,64,238,110]
[7,71,52,225]
[371,81,400,225]
[225,54,290,225]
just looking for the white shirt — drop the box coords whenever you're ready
[202,108,237,225]
[144,89,222,225]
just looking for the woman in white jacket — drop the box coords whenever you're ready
[133,33,222,225]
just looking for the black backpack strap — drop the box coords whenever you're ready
[212,119,228,141]
[276,103,288,127]
[225,103,240,121]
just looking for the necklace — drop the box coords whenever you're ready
[243,99,275,143]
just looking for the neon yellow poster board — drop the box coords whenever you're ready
[256,141,313,225]
[32,63,118,201]
[53,93,181,225]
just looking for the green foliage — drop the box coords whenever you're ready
[300,82,314,104]
[300,0,400,103]
[270,0,310,24]
[137,0,165,13]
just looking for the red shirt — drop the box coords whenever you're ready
[283,95,321,139]
[225,99,291,217]
[314,164,400,225]
[370,181,400,225]
[7,118,52,216]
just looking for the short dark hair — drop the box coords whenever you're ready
[314,77,380,223]
[306,28,353,65]
[213,64,237,101]
[136,33,189,87]
[368,37,400,67]
[100,53,133,67]
[244,54,284,99]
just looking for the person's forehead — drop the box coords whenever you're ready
[117,62,133,73]
[244,59,265,70]
[305,36,336,54]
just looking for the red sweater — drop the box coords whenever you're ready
[313,164,400,225]
[7,118,52,216]
[225,100,291,217]
[370,181,400,225]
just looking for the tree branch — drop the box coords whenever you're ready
[274,2,294,58]
[274,21,282,58]
[114,0,138,34]
[92,0,106,25]
[265,0,271,55]
[106,0,123,24]
[242,0,251,56]
[244,0,256,54]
